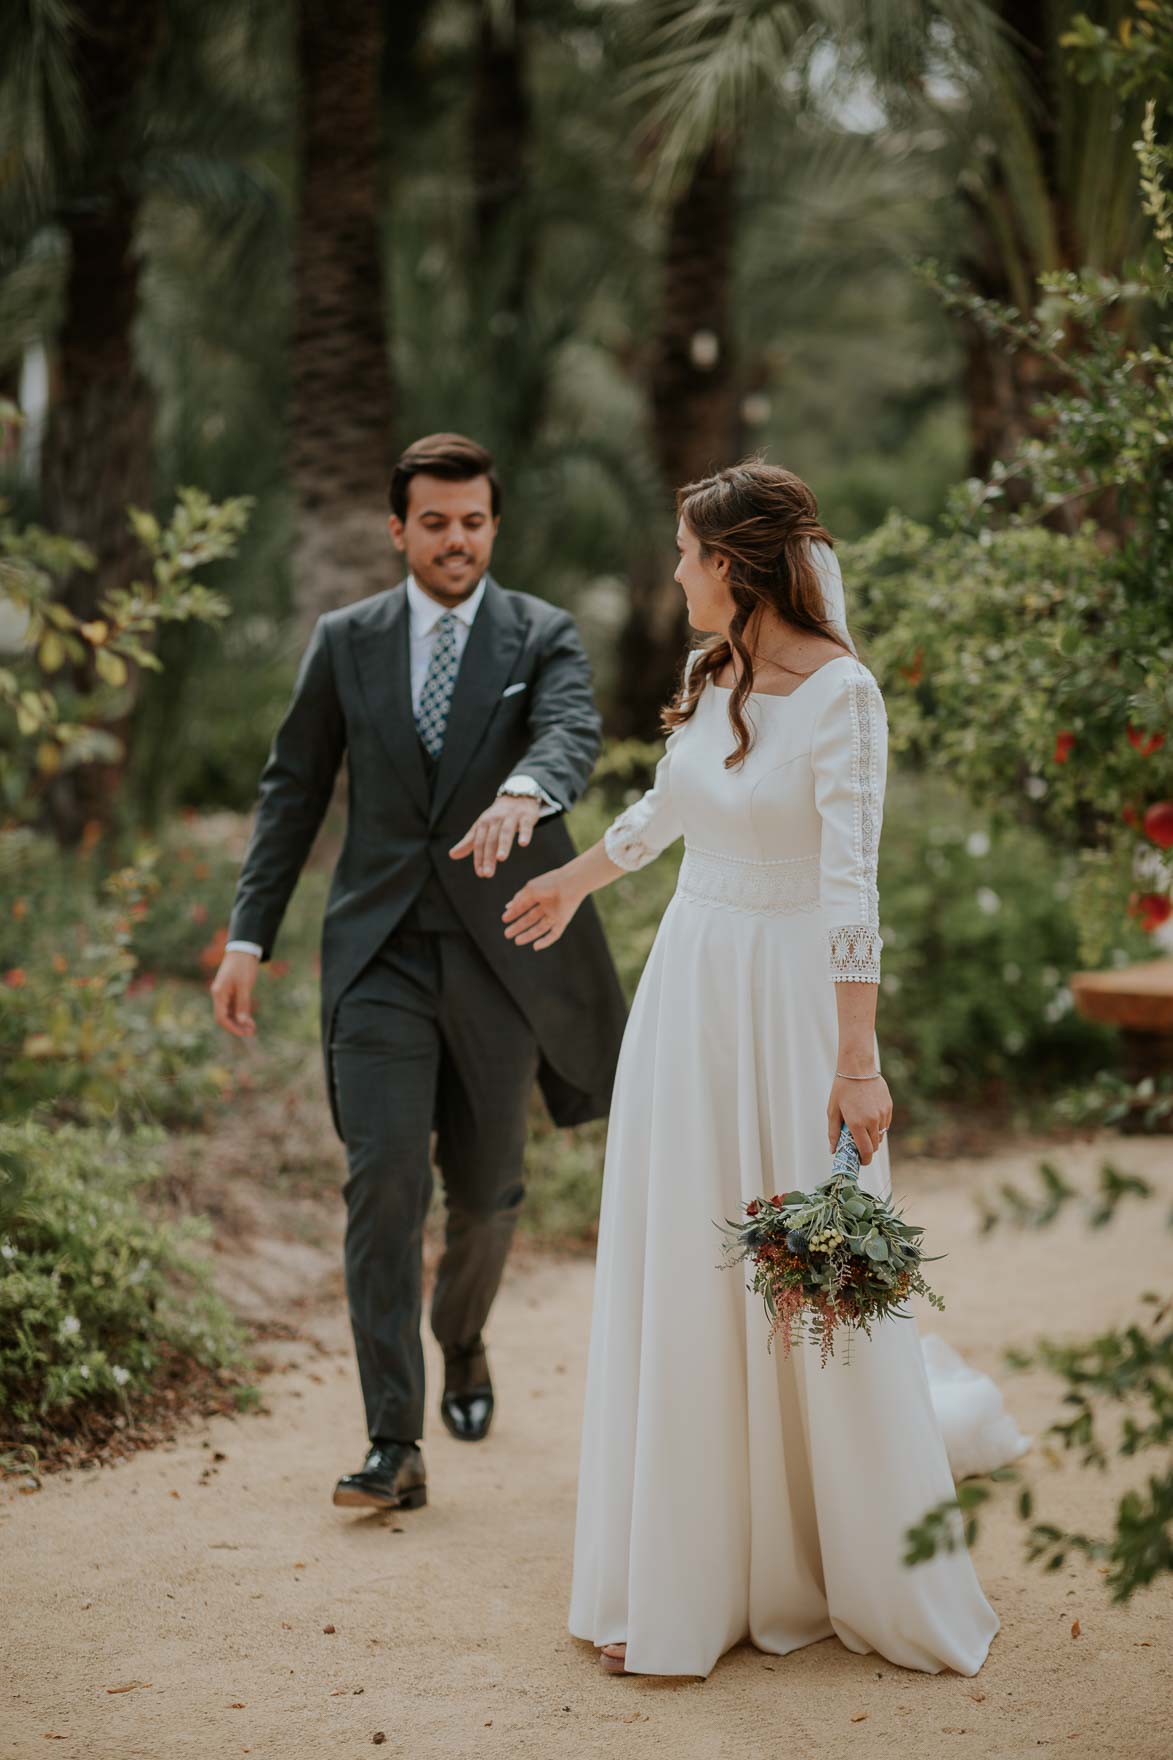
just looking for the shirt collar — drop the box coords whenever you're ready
[405,571,487,636]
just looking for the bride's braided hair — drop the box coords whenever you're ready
[663,460,853,768]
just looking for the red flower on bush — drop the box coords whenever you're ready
[1127,724,1165,756]
[190,902,208,925]
[127,971,158,996]
[1053,730,1076,764]
[4,968,27,988]
[266,959,290,980]
[1143,801,1173,850]
[899,649,924,687]
[1128,892,1172,933]
[1122,801,1140,828]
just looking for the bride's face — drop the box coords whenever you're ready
[674,519,733,633]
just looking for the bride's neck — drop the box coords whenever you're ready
[727,609,802,673]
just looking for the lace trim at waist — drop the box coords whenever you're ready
[675,845,822,917]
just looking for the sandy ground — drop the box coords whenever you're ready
[3,1132,1171,1760]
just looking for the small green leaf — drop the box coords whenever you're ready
[38,632,66,673]
[94,649,128,688]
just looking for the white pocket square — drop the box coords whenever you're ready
[502,682,527,697]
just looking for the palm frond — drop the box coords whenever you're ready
[623,0,811,199]
[0,0,84,253]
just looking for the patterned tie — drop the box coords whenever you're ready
[415,611,460,758]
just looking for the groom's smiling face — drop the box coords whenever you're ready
[388,473,500,606]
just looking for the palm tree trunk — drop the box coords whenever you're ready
[38,0,162,842]
[292,0,396,619]
[614,137,740,738]
[468,0,537,475]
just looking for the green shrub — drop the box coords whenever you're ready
[844,105,1173,966]
[0,834,231,1126]
[123,812,328,989]
[0,1120,248,1429]
[873,771,1127,1104]
[0,816,325,1124]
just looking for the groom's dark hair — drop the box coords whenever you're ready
[389,432,502,521]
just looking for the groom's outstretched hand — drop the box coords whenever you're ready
[211,949,260,1039]
[449,796,542,878]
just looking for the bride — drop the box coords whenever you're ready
[500,461,1027,1680]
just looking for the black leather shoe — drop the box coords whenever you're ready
[440,1341,494,1443]
[332,1442,427,1510]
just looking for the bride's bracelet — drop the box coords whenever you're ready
[835,1068,882,1081]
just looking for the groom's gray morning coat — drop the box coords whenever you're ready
[227,574,628,1136]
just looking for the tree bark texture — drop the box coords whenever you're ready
[38,0,163,841]
[293,0,395,619]
[615,137,740,739]
[467,0,539,477]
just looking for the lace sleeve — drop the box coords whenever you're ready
[602,655,697,872]
[810,662,888,983]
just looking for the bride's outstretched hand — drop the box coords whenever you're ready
[502,868,582,951]
[827,1075,893,1165]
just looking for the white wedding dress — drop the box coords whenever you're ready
[568,549,1027,1678]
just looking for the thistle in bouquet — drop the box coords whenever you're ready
[722,1123,946,1366]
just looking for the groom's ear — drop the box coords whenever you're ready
[387,515,406,552]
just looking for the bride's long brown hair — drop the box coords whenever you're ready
[663,460,854,768]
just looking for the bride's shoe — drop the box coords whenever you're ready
[600,1644,628,1675]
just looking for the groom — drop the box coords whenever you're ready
[211,432,626,1511]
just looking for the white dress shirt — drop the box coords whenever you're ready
[226,572,560,957]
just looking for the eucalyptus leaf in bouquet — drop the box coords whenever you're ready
[721,1123,946,1365]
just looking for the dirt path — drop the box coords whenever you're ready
[3,1134,1170,1760]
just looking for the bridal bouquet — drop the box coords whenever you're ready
[721,1123,945,1365]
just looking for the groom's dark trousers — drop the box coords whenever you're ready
[331,855,540,1443]
[227,575,627,1445]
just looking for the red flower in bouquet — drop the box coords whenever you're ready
[1143,801,1173,850]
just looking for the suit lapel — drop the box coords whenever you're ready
[348,583,431,819]
[429,575,525,825]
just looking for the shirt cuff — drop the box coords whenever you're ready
[498,773,562,818]
[225,940,264,958]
